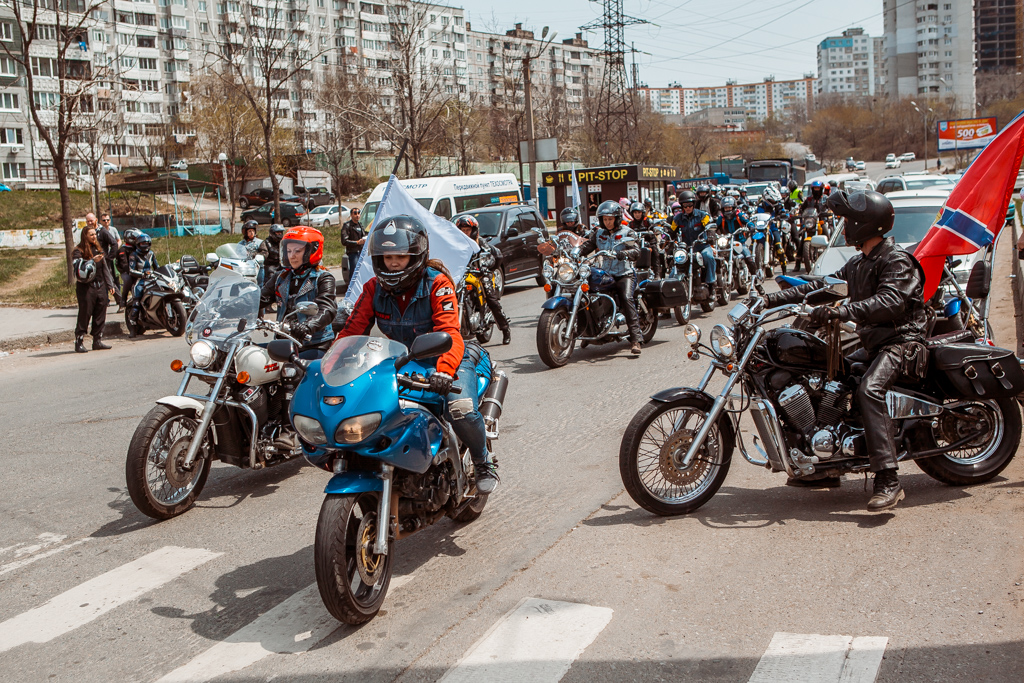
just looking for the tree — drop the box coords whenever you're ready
[436,95,487,175]
[0,0,117,283]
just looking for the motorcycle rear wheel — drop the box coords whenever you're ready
[453,492,489,523]
[715,285,728,307]
[735,263,750,295]
[537,308,575,368]
[913,397,1020,485]
[699,297,715,313]
[619,396,733,516]
[125,404,212,520]
[315,492,393,625]
[639,303,658,343]
[673,305,689,325]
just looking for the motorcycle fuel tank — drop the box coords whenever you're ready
[764,327,829,370]
[234,345,284,385]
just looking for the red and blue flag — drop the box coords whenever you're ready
[914,109,1024,300]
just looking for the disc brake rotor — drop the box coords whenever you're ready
[936,407,990,450]
[659,428,712,486]
[164,437,198,489]
[355,513,384,586]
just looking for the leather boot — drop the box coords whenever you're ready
[867,469,904,512]
[75,335,88,353]
[745,257,756,273]
[501,326,511,345]
[92,334,111,350]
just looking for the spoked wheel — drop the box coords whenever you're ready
[715,284,728,307]
[914,398,1020,485]
[315,492,393,625]
[735,264,750,295]
[619,396,734,516]
[639,303,658,343]
[673,305,689,325]
[537,307,575,368]
[125,404,212,520]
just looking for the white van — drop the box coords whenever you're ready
[361,173,522,228]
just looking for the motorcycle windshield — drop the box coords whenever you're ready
[321,336,408,387]
[215,243,251,260]
[187,273,261,344]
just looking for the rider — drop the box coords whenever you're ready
[787,179,803,206]
[800,180,829,215]
[239,220,262,257]
[260,226,337,358]
[764,191,927,512]
[695,185,720,218]
[257,223,286,285]
[579,200,643,355]
[559,207,585,236]
[126,233,158,337]
[629,201,662,278]
[756,185,787,261]
[454,214,511,345]
[671,190,717,291]
[714,197,757,275]
[335,215,499,493]
[116,228,141,310]
[737,186,750,209]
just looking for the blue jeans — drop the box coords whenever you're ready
[346,252,360,284]
[444,353,489,464]
[700,245,717,284]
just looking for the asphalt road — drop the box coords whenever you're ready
[1,278,1022,682]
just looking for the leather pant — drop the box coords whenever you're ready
[855,345,902,472]
[612,275,642,344]
[480,272,509,330]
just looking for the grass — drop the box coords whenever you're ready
[0,190,95,231]
[0,255,36,288]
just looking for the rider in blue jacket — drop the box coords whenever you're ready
[126,233,158,337]
[671,190,716,288]
[714,197,757,274]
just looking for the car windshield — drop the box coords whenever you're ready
[832,205,937,247]
[454,212,502,238]
[187,272,261,345]
[745,183,771,196]
[310,205,330,214]
[320,335,408,387]
[905,177,954,190]
[215,243,251,259]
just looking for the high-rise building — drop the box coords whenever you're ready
[639,76,814,122]
[817,28,877,97]
[882,0,975,112]
[976,0,1023,71]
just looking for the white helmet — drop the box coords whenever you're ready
[763,185,782,205]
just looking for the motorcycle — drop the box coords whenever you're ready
[124,264,191,337]
[458,251,499,343]
[205,242,263,282]
[797,209,829,273]
[619,275,1024,516]
[275,331,507,624]
[749,214,774,279]
[125,271,313,519]
[670,229,718,325]
[724,228,752,298]
[536,248,666,368]
[538,228,588,299]
[178,254,210,300]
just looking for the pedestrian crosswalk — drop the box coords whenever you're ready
[0,532,92,577]
[748,632,888,683]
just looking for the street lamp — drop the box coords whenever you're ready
[910,101,933,170]
[522,27,557,209]
[218,152,232,231]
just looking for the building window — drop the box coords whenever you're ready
[30,57,56,77]
[32,91,58,109]
[2,163,25,179]
[0,93,18,111]
[0,128,22,145]
[0,22,13,41]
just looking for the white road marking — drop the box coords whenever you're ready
[0,546,220,654]
[0,532,66,557]
[155,574,416,683]
[0,538,92,577]
[438,598,614,683]
[749,632,888,683]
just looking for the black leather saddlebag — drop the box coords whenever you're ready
[931,343,1024,399]
[642,278,687,308]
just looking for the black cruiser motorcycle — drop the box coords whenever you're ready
[619,277,1024,516]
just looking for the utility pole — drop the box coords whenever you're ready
[524,53,537,207]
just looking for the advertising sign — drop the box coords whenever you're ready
[937,118,998,151]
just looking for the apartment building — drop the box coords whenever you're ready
[639,76,814,122]
[816,27,877,97]
[976,0,1023,71]
[882,0,975,111]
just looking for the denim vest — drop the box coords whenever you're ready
[275,268,333,345]
[372,267,443,350]
[595,227,637,277]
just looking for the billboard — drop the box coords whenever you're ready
[937,117,998,151]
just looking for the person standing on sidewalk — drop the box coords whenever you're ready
[95,213,122,309]
[72,223,116,353]
[340,207,364,283]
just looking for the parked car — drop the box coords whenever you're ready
[240,201,307,226]
[302,204,348,229]
[293,185,336,210]
[451,204,550,292]
[884,154,901,169]
[854,160,866,171]
[102,161,121,174]
[169,160,188,171]
[898,152,917,162]
[876,174,955,194]
[237,188,300,209]
[845,156,856,170]
[804,153,817,162]
[742,181,779,205]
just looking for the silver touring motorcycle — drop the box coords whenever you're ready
[619,277,1024,515]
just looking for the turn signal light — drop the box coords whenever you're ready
[236,371,251,384]
[543,284,552,292]
[581,284,590,292]
[466,283,473,291]
[726,363,735,372]
[170,359,184,372]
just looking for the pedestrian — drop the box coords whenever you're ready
[340,207,364,283]
[95,212,123,309]
[72,223,116,353]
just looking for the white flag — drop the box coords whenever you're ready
[570,164,581,210]
[345,175,479,303]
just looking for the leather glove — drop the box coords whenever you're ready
[756,281,768,298]
[615,251,626,261]
[809,305,839,327]
[428,371,454,395]
[291,322,311,340]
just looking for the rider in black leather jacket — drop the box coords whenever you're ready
[765,190,927,512]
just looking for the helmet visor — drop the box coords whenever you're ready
[368,219,429,257]
[280,238,316,269]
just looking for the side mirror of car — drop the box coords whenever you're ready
[506,227,519,238]
[810,235,828,248]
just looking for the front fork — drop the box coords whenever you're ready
[563,286,585,344]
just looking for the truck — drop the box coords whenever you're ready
[746,158,812,186]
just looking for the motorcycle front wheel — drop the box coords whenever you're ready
[619,396,733,516]
[735,263,750,295]
[315,492,393,625]
[162,300,187,337]
[537,307,576,368]
[673,305,689,325]
[912,397,1020,485]
[125,404,212,520]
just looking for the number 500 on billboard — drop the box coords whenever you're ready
[937,118,998,151]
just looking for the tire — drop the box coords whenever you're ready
[801,241,812,273]
[619,396,734,516]
[536,307,575,368]
[124,307,142,337]
[476,319,494,344]
[535,259,547,287]
[494,267,505,297]
[162,300,187,337]
[914,397,1020,485]
[314,492,392,625]
[699,297,715,313]
[639,302,658,344]
[453,493,488,523]
[735,264,750,295]
[282,219,292,227]
[715,284,728,307]
[239,198,249,209]
[673,305,688,325]
[125,404,212,520]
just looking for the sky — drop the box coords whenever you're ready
[458,0,885,88]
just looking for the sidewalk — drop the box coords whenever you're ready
[0,266,348,352]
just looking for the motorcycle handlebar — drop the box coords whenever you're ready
[397,373,462,394]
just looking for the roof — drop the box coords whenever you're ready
[106,173,224,195]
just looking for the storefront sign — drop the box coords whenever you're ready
[544,164,680,186]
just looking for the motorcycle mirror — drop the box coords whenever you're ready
[296,301,319,316]
[409,332,453,361]
[267,339,295,362]
[824,276,848,298]
[206,252,219,264]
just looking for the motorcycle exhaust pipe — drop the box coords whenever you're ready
[479,370,508,434]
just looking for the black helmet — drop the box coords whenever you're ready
[629,201,645,219]
[827,190,894,246]
[560,207,579,226]
[787,179,798,192]
[596,200,623,228]
[453,214,479,241]
[738,187,748,195]
[136,233,152,254]
[678,190,696,206]
[123,228,142,247]
[368,214,429,293]
[643,197,653,209]
[696,184,710,197]
[75,258,96,283]
[268,223,285,239]
[242,220,258,236]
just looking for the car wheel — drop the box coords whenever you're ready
[282,219,292,227]
[239,198,249,209]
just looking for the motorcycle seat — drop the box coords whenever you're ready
[925,329,974,348]
[846,347,870,376]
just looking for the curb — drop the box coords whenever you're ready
[0,321,129,353]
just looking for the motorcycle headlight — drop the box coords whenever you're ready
[294,414,328,445]
[674,251,687,265]
[334,413,382,444]
[683,323,701,345]
[189,339,216,368]
[542,261,555,279]
[717,236,730,248]
[556,262,576,284]
[710,324,735,358]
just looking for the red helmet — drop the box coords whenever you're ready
[453,214,479,240]
[280,226,324,271]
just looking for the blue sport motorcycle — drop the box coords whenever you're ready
[268,332,507,624]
